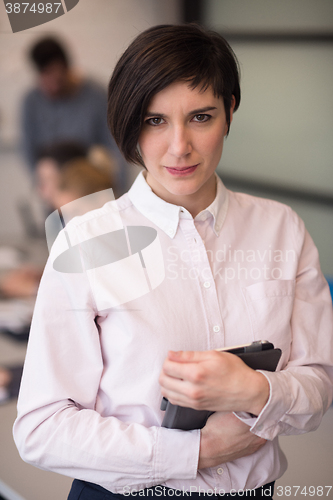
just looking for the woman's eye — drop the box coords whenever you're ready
[193,114,210,123]
[146,117,164,126]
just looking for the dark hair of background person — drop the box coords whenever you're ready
[37,141,88,167]
[30,37,69,72]
[107,23,241,168]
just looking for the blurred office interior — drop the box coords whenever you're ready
[0,1,332,499]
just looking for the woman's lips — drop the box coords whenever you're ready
[164,164,198,176]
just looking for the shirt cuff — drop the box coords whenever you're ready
[234,370,293,441]
[155,426,200,482]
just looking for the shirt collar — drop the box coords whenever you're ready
[128,171,228,238]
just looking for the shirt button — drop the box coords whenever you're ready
[167,228,173,236]
[213,325,220,333]
[217,467,224,475]
[203,281,211,288]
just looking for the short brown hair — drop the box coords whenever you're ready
[107,24,240,167]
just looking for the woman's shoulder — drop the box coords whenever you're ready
[227,189,304,237]
[228,189,297,218]
[63,192,134,235]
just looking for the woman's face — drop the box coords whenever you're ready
[138,81,234,215]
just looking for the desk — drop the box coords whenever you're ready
[0,333,72,500]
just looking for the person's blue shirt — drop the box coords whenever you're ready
[21,79,127,191]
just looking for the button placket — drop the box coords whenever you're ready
[212,463,232,490]
[180,218,225,349]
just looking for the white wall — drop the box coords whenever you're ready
[220,42,333,193]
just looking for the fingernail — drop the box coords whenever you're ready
[169,350,181,358]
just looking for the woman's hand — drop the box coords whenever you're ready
[198,412,267,469]
[159,350,270,416]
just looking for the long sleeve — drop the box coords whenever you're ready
[13,225,200,493]
[236,211,333,440]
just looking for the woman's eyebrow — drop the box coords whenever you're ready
[145,112,166,118]
[145,106,218,118]
[189,106,217,115]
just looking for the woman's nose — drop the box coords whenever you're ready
[168,126,192,158]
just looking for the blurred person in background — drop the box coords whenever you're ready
[0,141,87,301]
[21,36,126,192]
[35,140,88,212]
[51,156,115,210]
[0,152,114,402]
[1,142,115,300]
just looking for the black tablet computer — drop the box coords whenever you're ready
[161,341,281,430]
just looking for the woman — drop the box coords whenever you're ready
[13,24,333,500]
